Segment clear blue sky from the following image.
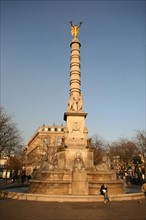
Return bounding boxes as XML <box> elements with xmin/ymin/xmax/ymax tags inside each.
<box><xmin>1</xmin><ymin>0</ymin><xmax>145</xmax><ymax>145</ymax></box>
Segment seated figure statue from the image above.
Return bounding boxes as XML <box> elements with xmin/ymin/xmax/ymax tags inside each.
<box><xmin>73</xmin><ymin>152</ymin><xmax>85</xmax><ymax>171</ymax></box>
<box><xmin>95</xmin><ymin>156</ymin><xmax>110</xmax><ymax>171</ymax></box>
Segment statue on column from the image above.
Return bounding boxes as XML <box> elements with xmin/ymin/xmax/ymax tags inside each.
<box><xmin>67</xmin><ymin>92</ymin><xmax>73</xmax><ymax>111</ymax></box>
<box><xmin>67</xmin><ymin>93</ymin><xmax>83</xmax><ymax>111</ymax></box>
<box><xmin>77</xmin><ymin>93</ymin><xmax>83</xmax><ymax>111</ymax></box>
<box><xmin>70</xmin><ymin>21</ymin><xmax>83</xmax><ymax>39</ymax></box>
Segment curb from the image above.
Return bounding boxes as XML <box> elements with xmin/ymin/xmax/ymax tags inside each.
<box><xmin>0</xmin><ymin>189</ymin><xmax>145</xmax><ymax>202</ymax></box>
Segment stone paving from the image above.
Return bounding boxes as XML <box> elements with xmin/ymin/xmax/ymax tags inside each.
<box><xmin>0</xmin><ymin>198</ymin><xmax>146</xmax><ymax>220</ymax></box>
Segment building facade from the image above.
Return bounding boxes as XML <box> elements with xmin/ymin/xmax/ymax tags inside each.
<box><xmin>25</xmin><ymin>124</ymin><xmax>65</xmax><ymax>175</ymax></box>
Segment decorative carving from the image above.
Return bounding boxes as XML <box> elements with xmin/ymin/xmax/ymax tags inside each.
<box><xmin>71</xmin><ymin>121</ymin><xmax>81</xmax><ymax>134</ymax></box>
<box><xmin>77</xmin><ymin>93</ymin><xmax>83</xmax><ymax>111</ymax></box>
<box><xmin>67</xmin><ymin>92</ymin><xmax>74</xmax><ymax>111</ymax></box>
<box><xmin>73</xmin><ymin>152</ymin><xmax>85</xmax><ymax>170</ymax></box>
<box><xmin>33</xmin><ymin>147</ymin><xmax>59</xmax><ymax>174</ymax></box>
<box><xmin>67</xmin><ymin>93</ymin><xmax>83</xmax><ymax>111</ymax></box>
<box><xmin>95</xmin><ymin>156</ymin><xmax>110</xmax><ymax>171</ymax></box>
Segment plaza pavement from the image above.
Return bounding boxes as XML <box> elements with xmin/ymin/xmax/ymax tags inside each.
<box><xmin>0</xmin><ymin>197</ymin><xmax>146</xmax><ymax>220</ymax></box>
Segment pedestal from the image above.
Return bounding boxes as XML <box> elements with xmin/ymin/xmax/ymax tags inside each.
<box><xmin>72</xmin><ymin>169</ymin><xmax>88</xmax><ymax>195</ymax></box>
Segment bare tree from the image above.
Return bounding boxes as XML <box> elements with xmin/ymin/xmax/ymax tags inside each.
<box><xmin>135</xmin><ymin>130</ymin><xmax>146</xmax><ymax>155</ymax></box>
<box><xmin>25</xmin><ymin>134</ymin><xmax>63</xmax><ymax>175</ymax></box>
<box><xmin>6</xmin><ymin>155</ymin><xmax>22</xmax><ymax>173</ymax></box>
<box><xmin>0</xmin><ymin>107</ymin><xmax>23</xmax><ymax>155</ymax></box>
<box><xmin>107</xmin><ymin>138</ymin><xmax>139</xmax><ymax>167</ymax></box>
<box><xmin>91</xmin><ymin>134</ymin><xmax>106</xmax><ymax>165</ymax></box>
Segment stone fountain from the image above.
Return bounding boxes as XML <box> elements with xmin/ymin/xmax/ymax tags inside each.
<box><xmin>29</xmin><ymin>22</ymin><xmax>124</xmax><ymax>195</ymax></box>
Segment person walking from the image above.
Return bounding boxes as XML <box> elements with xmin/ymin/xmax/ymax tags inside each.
<box><xmin>100</xmin><ymin>184</ymin><xmax>110</xmax><ymax>203</ymax></box>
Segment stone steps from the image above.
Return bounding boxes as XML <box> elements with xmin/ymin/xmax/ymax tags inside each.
<box><xmin>0</xmin><ymin>190</ymin><xmax>145</xmax><ymax>202</ymax></box>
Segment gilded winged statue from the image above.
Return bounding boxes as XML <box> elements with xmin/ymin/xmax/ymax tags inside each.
<box><xmin>69</xmin><ymin>21</ymin><xmax>83</xmax><ymax>38</ymax></box>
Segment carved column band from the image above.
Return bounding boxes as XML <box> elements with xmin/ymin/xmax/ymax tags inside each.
<box><xmin>70</xmin><ymin>41</ymin><xmax>81</xmax><ymax>97</ymax></box>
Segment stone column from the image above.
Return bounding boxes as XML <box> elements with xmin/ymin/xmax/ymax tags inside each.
<box><xmin>70</xmin><ymin>39</ymin><xmax>81</xmax><ymax>99</ymax></box>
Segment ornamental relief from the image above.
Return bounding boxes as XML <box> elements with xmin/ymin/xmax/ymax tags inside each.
<box><xmin>67</xmin><ymin>93</ymin><xmax>83</xmax><ymax>112</ymax></box>
<box><xmin>70</xmin><ymin>121</ymin><xmax>82</xmax><ymax>136</ymax></box>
